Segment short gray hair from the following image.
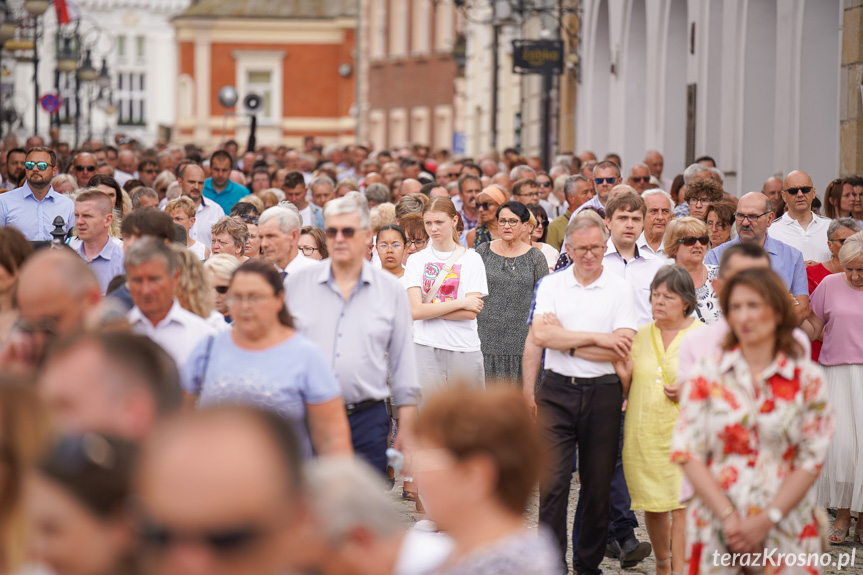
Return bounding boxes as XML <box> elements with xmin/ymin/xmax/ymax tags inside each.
<box><xmin>365</xmin><ymin>183</ymin><xmax>391</xmax><ymax>205</ymax></box>
<box><xmin>260</xmin><ymin>205</ymin><xmax>302</xmax><ymax>234</ymax></box>
<box><xmin>683</xmin><ymin>162</ymin><xmax>712</xmax><ymax>185</ymax></box>
<box><xmin>131</xmin><ymin>187</ymin><xmax>159</xmax><ymax>209</ymax></box>
<box><xmin>324</xmin><ymin>191</ymin><xmax>371</xmax><ymax>229</ymax></box>
<box><xmin>509</xmin><ymin>165</ymin><xmax>536</xmax><ymax>181</ymax></box>
<box><xmin>563</xmin><ymin>174</ymin><xmax>589</xmax><ymax>200</ymax></box>
<box><xmin>827</xmin><ymin>217</ymin><xmax>861</xmax><ymax>240</ymax></box>
<box><xmin>565</xmin><ymin>209</ymin><xmax>609</xmax><ymax>244</ymax></box>
<box><xmin>203</xmin><ymin>254</ymin><xmax>241</xmax><ymax>283</ymax></box>
<box><xmin>628</xmin><ymin>162</ymin><xmax>650</xmax><ymax>178</ymax></box>
<box><xmin>125</xmin><ymin>236</ymin><xmax>177</xmax><ymax>275</ymax></box>
<box><xmin>309</xmin><ymin>175</ymin><xmax>335</xmax><ymax>192</ymax></box>
<box><xmin>305</xmin><ymin>456</ymin><xmax>401</xmax><ymax>545</ymax></box>
<box><xmin>650</xmin><ymin>265</ymin><xmax>698</xmax><ymax>317</ymax></box>
<box><xmin>642</xmin><ymin>188</ymin><xmax>676</xmax><ymax>209</ymax></box>
<box><xmin>838</xmin><ymin>231</ymin><xmax>863</xmax><ymax>267</ymax></box>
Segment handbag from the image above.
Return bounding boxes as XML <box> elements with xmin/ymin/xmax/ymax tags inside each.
<box><xmin>422</xmin><ymin>246</ymin><xmax>466</xmax><ymax>304</ymax></box>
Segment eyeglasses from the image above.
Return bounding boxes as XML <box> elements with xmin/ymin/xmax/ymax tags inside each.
<box><xmin>537</xmin><ymin>181</ymin><xmax>552</xmax><ymax>188</ymax></box>
<box><xmin>24</xmin><ymin>161</ymin><xmax>52</xmax><ymax>170</ymax></box>
<box><xmin>239</xmin><ymin>216</ymin><xmax>259</xmax><ymax>225</ymax></box>
<box><xmin>325</xmin><ymin>227</ymin><xmax>358</xmax><ymax>239</ymax></box>
<box><xmin>689</xmin><ymin>196</ymin><xmax>710</xmax><ymax>205</ymax></box>
<box><xmin>630</xmin><ymin>176</ymin><xmax>650</xmax><ymax>183</ymax></box>
<box><xmin>405</xmin><ymin>239</ymin><xmax>427</xmax><ymax>248</ymax></box>
<box><xmin>226</xmin><ymin>294</ymin><xmax>272</xmax><ymax>307</ymax></box>
<box><xmin>784</xmin><ymin>186</ymin><xmax>813</xmax><ymax>196</ymax></box>
<box><xmin>498</xmin><ymin>218</ymin><xmax>521</xmax><ymax>228</ymax></box>
<box><xmin>299</xmin><ymin>246</ymin><xmax>320</xmax><ymax>256</ymax></box>
<box><xmin>568</xmin><ymin>245</ymin><xmax>605</xmax><ymax>257</ymax></box>
<box><xmin>214</xmin><ymin>285</ymin><xmax>229</xmax><ymax>295</ymax></box>
<box><xmin>706</xmin><ymin>220</ymin><xmax>728</xmax><ymax>230</ymax></box>
<box><xmin>595</xmin><ymin>177</ymin><xmax>616</xmax><ymax>185</ymax></box>
<box><xmin>830</xmin><ymin>238</ymin><xmax>849</xmax><ymax>245</ymax></box>
<box><xmin>376</xmin><ymin>242</ymin><xmax>402</xmax><ymax>251</ymax></box>
<box><xmin>478</xmin><ymin>202</ymin><xmax>498</xmax><ymax>211</ymax></box>
<box><xmin>734</xmin><ymin>212</ymin><xmax>770</xmax><ymax>222</ymax></box>
<box><xmin>137</xmin><ymin>520</ymin><xmax>269</xmax><ymax>555</ymax></box>
<box><xmin>677</xmin><ymin>235</ymin><xmax>710</xmax><ymax>246</ymax></box>
<box><xmin>74</xmin><ymin>165</ymin><xmax>96</xmax><ymax>172</ymax></box>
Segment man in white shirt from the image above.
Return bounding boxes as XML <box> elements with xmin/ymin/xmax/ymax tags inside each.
<box><xmin>113</xmin><ymin>150</ymin><xmax>138</xmax><ymax>187</ymax></box>
<box><xmin>603</xmin><ymin>189</ymin><xmax>668</xmax><ymax>326</ymax></box>
<box><xmin>528</xmin><ymin>213</ymin><xmax>640</xmax><ymax>574</ymax></box>
<box><xmin>570</xmin><ymin>160</ymin><xmax>622</xmax><ymax>220</ymax></box>
<box><xmin>258</xmin><ymin>205</ymin><xmax>317</xmax><ymax>283</ymax></box>
<box><xmin>125</xmin><ymin>237</ymin><xmax>216</xmax><ymax>367</ymax></box>
<box><xmin>637</xmin><ymin>189</ymin><xmax>675</xmax><ymax>257</ymax></box>
<box><xmin>766</xmin><ymin>170</ymin><xmax>831</xmax><ymax>262</ymax></box>
<box><xmin>180</xmin><ymin>163</ymin><xmax>224</xmax><ymax>252</ymax></box>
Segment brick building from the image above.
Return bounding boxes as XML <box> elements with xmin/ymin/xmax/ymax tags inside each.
<box><xmin>358</xmin><ymin>0</ymin><xmax>465</xmax><ymax>152</ymax></box>
<box><xmin>172</xmin><ymin>0</ymin><xmax>357</xmax><ymax>148</ymax></box>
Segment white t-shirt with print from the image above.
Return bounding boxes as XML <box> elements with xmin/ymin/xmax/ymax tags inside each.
<box><xmin>405</xmin><ymin>245</ymin><xmax>489</xmax><ymax>352</ymax></box>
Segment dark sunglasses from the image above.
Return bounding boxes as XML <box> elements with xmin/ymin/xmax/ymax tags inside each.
<box><xmin>214</xmin><ymin>285</ymin><xmax>229</xmax><ymax>294</ymax></box>
<box><xmin>831</xmin><ymin>238</ymin><xmax>849</xmax><ymax>245</ymax></box>
<box><xmin>785</xmin><ymin>186</ymin><xmax>813</xmax><ymax>196</ymax></box>
<box><xmin>325</xmin><ymin>227</ymin><xmax>357</xmax><ymax>239</ymax></box>
<box><xmin>677</xmin><ymin>235</ymin><xmax>710</xmax><ymax>247</ymax></box>
<box><xmin>25</xmin><ymin>161</ymin><xmax>52</xmax><ymax>170</ymax></box>
<box><xmin>537</xmin><ymin>181</ymin><xmax>552</xmax><ymax>188</ymax></box>
<box><xmin>138</xmin><ymin>521</ymin><xmax>265</xmax><ymax>555</ymax></box>
<box><xmin>479</xmin><ymin>202</ymin><xmax>497</xmax><ymax>210</ymax></box>
<box><xmin>630</xmin><ymin>176</ymin><xmax>650</xmax><ymax>183</ymax></box>
<box><xmin>595</xmin><ymin>177</ymin><xmax>616</xmax><ymax>185</ymax></box>
<box><xmin>75</xmin><ymin>165</ymin><xmax>96</xmax><ymax>172</ymax></box>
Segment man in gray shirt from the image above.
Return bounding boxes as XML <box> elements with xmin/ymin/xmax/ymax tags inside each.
<box><xmin>285</xmin><ymin>192</ymin><xmax>419</xmax><ymax>472</ymax></box>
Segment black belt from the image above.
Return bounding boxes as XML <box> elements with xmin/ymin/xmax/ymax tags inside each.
<box><xmin>345</xmin><ymin>399</ymin><xmax>384</xmax><ymax>416</ymax></box>
<box><xmin>545</xmin><ymin>372</ymin><xmax>620</xmax><ymax>386</ymax></box>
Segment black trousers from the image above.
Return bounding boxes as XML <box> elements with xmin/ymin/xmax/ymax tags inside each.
<box><xmin>538</xmin><ymin>371</ymin><xmax>622</xmax><ymax>575</ymax></box>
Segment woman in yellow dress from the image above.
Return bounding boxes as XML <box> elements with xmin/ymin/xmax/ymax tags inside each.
<box><xmin>621</xmin><ymin>265</ymin><xmax>703</xmax><ymax>575</ymax></box>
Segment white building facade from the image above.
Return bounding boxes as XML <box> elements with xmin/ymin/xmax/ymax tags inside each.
<box><xmin>11</xmin><ymin>0</ymin><xmax>189</xmax><ymax>146</ymax></box>
<box><xmin>576</xmin><ymin>0</ymin><xmax>844</xmax><ymax>196</ymax></box>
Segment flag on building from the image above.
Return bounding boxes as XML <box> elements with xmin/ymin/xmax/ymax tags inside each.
<box><xmin>54</xmin><ymin>0</ymin><xmax>81</xmax><ymax>25</ymax></box>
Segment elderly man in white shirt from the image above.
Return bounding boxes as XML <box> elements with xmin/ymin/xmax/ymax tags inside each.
<box><xmin>636</xmin><ymin>189</ymin><xmax>674</xmax><ymax>257</ymax></box>
<box><xmin>766</xmin><ymin>170</ymin><xmax>831</xmax><ymax>262</ymax></box>
<box><xmin>125</xmin><ymin>237</ymin><xmax>216</xmax><ymax>367</ymax></box>
<box><xmin>258</xmin><ymin>204</ymin><xmax>317</xmax><ymax>284</ymax></box>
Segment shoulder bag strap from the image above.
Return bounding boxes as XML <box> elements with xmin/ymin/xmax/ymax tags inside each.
<box><xmin>422</xmin><ymin>246</ymin><xmax>466</xmax><ymax>304</ymax></box>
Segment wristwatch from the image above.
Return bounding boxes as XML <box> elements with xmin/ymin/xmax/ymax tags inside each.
<box><xmin>569</xmin><ymin>347</ymin><xmax>577</xmax><ymax>356</ymax></box>
<box><xmin>766</xmin><ymin>507</ymin><xmax>783</xmax><ymax>525</ymax></box>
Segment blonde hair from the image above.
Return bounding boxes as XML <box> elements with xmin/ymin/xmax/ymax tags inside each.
<box><xmin>370</xmin><ymin>202</ymin><xmax>397</xmax><ymax>234</ymax></box>
<box><xmin>165</xmin><ymin>196</ymin><xmax>197</xmax><ymax>219</ymax></box>
<box><xmin>238</xmin><ymin>194</ymin><xmax>265</xmax><ymax>214</ymax></box>
<box><xmin>839</xmin><ymin>231</ymin><xmax>863</xmax><ymax>267</ymax></box>
<box><xmin>170</xmin><ymin>245</ymin><xmax>213</xmax><ymax>318</ymax></box>
<box><xmin>422</xmin><ymin>196</ymin><xmax>463</xmax><ymax>243</ymax></box>
<box><xmin>664</xmin><ymin>217</ymin><xmax>709</xmax><ymax>260</ymax></box>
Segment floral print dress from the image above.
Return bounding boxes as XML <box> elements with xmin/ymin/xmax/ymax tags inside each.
<box><xmin>670</xmin><ymin>349</ymin><xmax>833</xmax><ymax>574</ymax></box>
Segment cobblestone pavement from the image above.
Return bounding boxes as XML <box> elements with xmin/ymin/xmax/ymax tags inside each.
<box><xmin>388</xmin><ymin>477</ymin><xmax>863</xmax><ymax>574</ymax></box>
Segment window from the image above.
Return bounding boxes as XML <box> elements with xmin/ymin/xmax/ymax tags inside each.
<box><xmin>435</xmin><ymin>0</ymin><xmax>455</xmax><ymax>51</ymax></box>
<box><xmin>247</xmin><ymin>71</ymin><xmax>273</xmax><ymax>118</ymax></box>
<box><xmin>389</xmin><ymin>108</ymin><xmax>407</xmax><ymax>146</ymax></box>
<box><xmin>389</xmin><ymin>0</ymin><xmax>407</xmax><ymax>57</ymax></box>
<box><xmin>411</xmin><ymin>106</ymin><xmax>430</xmax><ymax>144</ymax></box>
<box><xmin>232</xmin><ymin>51</ymin><xmax>284</xmax><ymax>124</ymax></box>
<box><xmin>136</xmin><ymin>36</ymin><xmax>145</xmax><ymax>61</ymax></box>
<box><xmin>412</xmin><ymin>0</ymin><xmax>430</xmax><ymax>55</ymax></box>
<box><xmin>370</xmin><ymin>0</ymin><xmax>386</xmax><ymax>60</ymax></box>
<box><xmin>117</xmin><ymin>36</ymin><xmax>126</xmax><ymax>60</ymax></box>
<box><xmin>117</xmin><ymin>72</ymin><xmax>146</xmax><ymax>125</ymax></box>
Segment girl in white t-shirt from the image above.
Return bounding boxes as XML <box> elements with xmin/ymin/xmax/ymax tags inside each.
<box><xmin>165</xmin><ymin>196</ymin><xmax>210</xmax><ymax>261</ymax></box>
<box><xmin>405</xmin><ymin>197</ymin><xmax>489</xmax><ymax>395</ymax></box>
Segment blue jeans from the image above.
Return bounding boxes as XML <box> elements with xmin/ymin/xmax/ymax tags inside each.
<box><xmin>572</xmin><ymin>410</ymin><xmax>639</xmax><ymax>548</ymax></box>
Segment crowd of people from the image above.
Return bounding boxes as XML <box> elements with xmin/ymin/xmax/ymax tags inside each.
<box><xmin>0</xmin><ymin>132</ymin><xmax>860</xmax><ymax>575</ymax></box>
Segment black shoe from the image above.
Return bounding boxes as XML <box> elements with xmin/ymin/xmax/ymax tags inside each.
<box><xmin>604</xmin><ymin>540</ymin><xmax>621</xmax><ymax>559</ymax></box>
<box><xmin>618</xmin><ymin>535</ymin><xmax>652</xmax><ymax>568</ymax></box>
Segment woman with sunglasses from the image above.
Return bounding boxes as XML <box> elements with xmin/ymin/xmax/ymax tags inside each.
<box><xmin>376</xmin><ymin>224</ymin><xmax>407</xmax><ymax>283</ymax></box>
<box><xmin>476</xmin><ymin>202</ymin><xmax>548</xmax><ymax>386</ymax></box>
<box><xmin>406</xmin><ymin>197</ymin><xmax>488</xmax><ymax>391</ymax></box>
<box><xmin>399</xmin><ymin>213</ymin><xmax>429</xmax><ymax>265</ymax></box>
<box><xmin>26</xmin><ymin>433</ymin><xmax>140</xmax><ymax>575</ymax></box>
<box><xmin>465</xmin><ymin>186</ymin><xmax>507</xmax><ymax>248</ymax></box>
<box><xmin>182</xmin><ymin>260</ymin><xmax>352</xmax><ymax>459</ymax></box>
<box><xmin>664</xmin><ymin>217</ymin><xmax>720</xmax><ymax>323</ymax></box>
<box><xmin>527</xmin><ymin>204</ymin><xmax>559</xmax><ymax>272</ymax></box>
<box><xmin>203</xmin><ymin>255</ymin><xmax>240</xmax><ymax>324</ymax></box>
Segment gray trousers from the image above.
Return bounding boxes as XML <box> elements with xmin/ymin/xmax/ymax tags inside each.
<box><xmin>414</xmin><ymin>343</ymin><xmax>485</xmax><ymax>405</ymax></box>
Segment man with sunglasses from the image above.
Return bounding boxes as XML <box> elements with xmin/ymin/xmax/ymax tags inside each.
<box><xmin>626</xmin><ymin>163</ymin><xmax>652</xmax><ymax>195</ymax></box>
<box><xmin>705</xmin><ymin>192</ymin><xmax>809</xmax><ymax>321</ymax></box>
<box><xmin>569</xmin><ymin>160</ymin><xmax>621</xmax><ymax>220</ymax></box>
<box><xmin>0</xmin><ymin>146</ymin><xmax>74</xmax><ymax>241</ymax></box>
<box><xmin>766</xmin><ymin>170</ymin><xmax>831</xmax><ymax>262</ymax></box>
<box><xmin>134</xmin><ymin>406</ymin><xmax>312</xmax><ymax>575</ymax></box>
<box><xmin>71</xmin><ymin>152</ymin><xmax>97</xmax><ymax>188</ymax></box>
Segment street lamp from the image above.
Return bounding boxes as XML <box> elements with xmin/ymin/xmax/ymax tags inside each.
<box><xmin>97</xmin><ymin>58</ymin><xmax>110</xmax><ymax>88</ymax></box>
<box><xmin>24</xmin><ymin>1</ymin><xmax>49</xmax><ymax>16</ymax></box>
<box><xmin>56</xmin><ymin>37</ymin><xmax>77</xmax><ymax>73</ymax></box>
<box><xmin>78</xmin><ymin>49</ymin><xmax>97</xmax><ymax>82</ymax></box>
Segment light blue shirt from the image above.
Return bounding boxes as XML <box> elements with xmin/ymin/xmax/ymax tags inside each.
<box><xmin>203</xmin><ymin>178</ymin><xmax>248</xmax><ymax>213</ymax></box>
<box><xmin>0</xmin><ymin>183</ymin><xmax>75</xmax><ymax>241</ymax></box>
<box><xmin>704</xmin><ymin>235</ymin><xmax>808</xmax><ymax>296</ymax></box>
<box><xmin>182</xmin><ymin>330</ymin><xmax>341</xmax><ymax>459</ymax></box>
<box><xmin>74</xmin><ymin>238</ymin><xmax>125</xmax><ymax>295</ymax></box>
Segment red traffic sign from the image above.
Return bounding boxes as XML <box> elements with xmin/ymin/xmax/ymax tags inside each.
<box><xmin>40</xmin><ymin>93</ymin><xmax>62</xmax><ymax>114</ymax></box>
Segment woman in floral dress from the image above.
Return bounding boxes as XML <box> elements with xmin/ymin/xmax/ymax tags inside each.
<box><xmin>671</xmin><ymin>268</ymin><xmax>833</xmax><ymax>574</ymax></box>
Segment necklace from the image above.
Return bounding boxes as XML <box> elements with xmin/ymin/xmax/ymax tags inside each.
<box><xmin>431</xmin><ymin>245</ymin><xmax>453</xmax><ymax>259</ymax></box>
<box><xmin>825</xmin><ymin>259</ymin><xmax>838</xmax><ymax>273</ymax></box>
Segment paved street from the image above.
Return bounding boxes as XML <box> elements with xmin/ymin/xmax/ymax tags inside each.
<box><xmin>389</xmin><ymin>478</ymin><xmax>862</xmax><ymax>574</ymax></box>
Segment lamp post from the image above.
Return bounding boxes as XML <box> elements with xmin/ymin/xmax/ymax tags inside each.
<box><xmin>24</xmin><ymin>0</ymin><xmax>49</xmax><ymax>134</ymax></box>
